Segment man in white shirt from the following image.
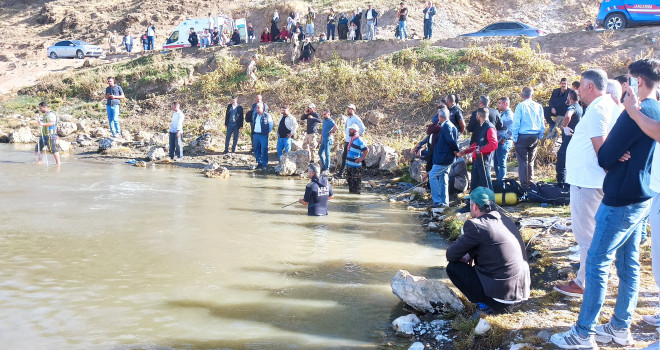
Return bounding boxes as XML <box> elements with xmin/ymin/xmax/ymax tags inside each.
<box><xmin>554</xmin><ymin>69</ymin><xmax>620</xmax><ymax>298</ymax></box>
<box><xmin>336</xmin><ymin>104</ymin><xmax>366</xmax><ymax>177</ymax></box>
<box><xmin>208</xmin><ymin>13</ymin><xmax>214</xmax><ymax>31</ymax></box>
<box><xmin>146</xmin><ymin>23</ymin><xmax>155</xmax><ymax>50</ymax></box>
<box><xmin>169</xmin><ymin>101</ymin><xmax>185</xmax><ymax>161</ymax></box>
<box><xmin>364</xmin><ymin>4</ymin><xmax>378</xmax><ymax>40</ymax></box>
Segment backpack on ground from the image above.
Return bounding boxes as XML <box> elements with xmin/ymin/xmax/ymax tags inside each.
<box><xmin>526</xmin><ymin>182</ymin><xmax>570</xmax><ymax>206</ymax></box>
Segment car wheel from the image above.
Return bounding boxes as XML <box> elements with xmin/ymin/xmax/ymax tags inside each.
<box><xmin>49</xmin><ymin>52</ymin><xmax>58</xmax><ymax>59</ymax></box>
<box><xmin>605</xmin><ymin>13</ymin><xmax>626</xmax><ymax>30</ymax></box>
<box><xmin>76</xmin><ymin>50</ymin><xmax>84</xmax><ymax>59</ymax></box>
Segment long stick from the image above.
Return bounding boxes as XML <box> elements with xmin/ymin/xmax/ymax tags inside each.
<box><xmin>281</xmin><ymin>201</ymin><xmax>298</xmax><ymax>208</ymax></box>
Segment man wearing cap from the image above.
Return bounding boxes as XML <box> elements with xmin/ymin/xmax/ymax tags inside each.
<box><xmin>446</xmin><ymin>186</ymin><xmax>530</xmax><ymax>314</ymax></box>
<box><xmin>299</xmin><ymin>163</ymin><xmax>335</xmax><ymax>216</ymax></box>
<box><xmin>301</xmin><ymin>103</ymin><xmax>322</xmax><ymax>162</ymax></box>
<box><xmin>337</xmin><ymin>104</ymin><xmax>366</xmax><ymax>177</ymax></box>
<box><xmin>345</xmin><ymin>124</ymin><xmax>370</xmax><ymax>194</ymax></box>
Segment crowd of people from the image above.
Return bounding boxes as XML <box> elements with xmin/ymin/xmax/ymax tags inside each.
<box><xmin>108</xmin><ymin>23</ymin><xmax>157</xmax><ymax>54</ymax></box>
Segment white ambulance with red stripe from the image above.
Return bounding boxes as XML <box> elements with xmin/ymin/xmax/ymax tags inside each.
<box><xmin>163</xmin><ymin>16</ymin><xmax>236</xmax><ymax>50</ymax></box>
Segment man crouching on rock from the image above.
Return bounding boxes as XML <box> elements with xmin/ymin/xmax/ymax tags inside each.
<box><xmin>299</xmin><ymin>163</ymin><xmax>334</xmax><ymax>216</ymax></box>
<box><xmin>445</xmin><ymin>187</ymin><xmax>530</xmax><ymax>314</ymax></box>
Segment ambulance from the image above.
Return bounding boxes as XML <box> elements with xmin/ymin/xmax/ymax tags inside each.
<box><xmin>162</xmin><ymin>16</ymin><xmax>246</xmax><ymax>49</ymax></box>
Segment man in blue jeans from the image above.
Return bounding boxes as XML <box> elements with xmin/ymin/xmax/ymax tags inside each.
<box><xmin>318</xmin><ymin>109</ymin><xmax>338</xmax><ymax>174</ymax></box>
<box><xmin>494</xmin><ymin>96</ymin><xmax>513</xmax><ymax>186</ymax></box>
<box><xmin>422</xmin><ymin>1</ymin><xmax>436</xmax><ymax>39</ymax></box>
<box><xmin>428</xmin><ymin>106</ymin><xmax>459</xmax><ymax>207</ymax></box>
<box><xmin>551</xmin><ymin>58</ymin><xmax>660</xmax><ymax>349</ymax></box>
<box><xmin>396</xmin><ymin>2</ymin><xmax>408</xmax><ymax>39</ymax></box>
<box><xmin>276</xmin><ymin>105</ymin><xmax>298</xmax><ymax>161</ymax></box>
<box><xmin>104</xmin><ymin>77</ymin><xmax>125</xmax><ymax>138</ymax></box>
<box><xmin>252</xmin><ymin>103</ymin><xmax>273</xmax><ymax>170</ymax></box>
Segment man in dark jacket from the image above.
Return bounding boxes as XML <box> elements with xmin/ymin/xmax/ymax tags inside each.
<box><xmin>224</xmin><ymin>96</ymin><xmax>244</xmax><ymax>154</ymax></box>
<box><xmin>445</xmin><ymin>94</ymin><xmax>466</xmax><ymax>133</ymax></box>
<box><xmin>188</xmin><ymin>28</ymin><xmax>199</xmax><ymax>48</ymax></box>
<box><xmin>544</xmin><ymin>78</ymin><xmax>570</xmax><ymax>129</ymax></box>
<box><xmin>467</xmin><ymin>95</ymin><xmax>502</xmax><ymax>144</ymax></box>
<box><xmin>427</xmin><ymin>105</ymin><xmax>459</xmax><ymax>207</ymax></box>
<box><xmin>446</xmin><ymin>186</ymin><xmax>530</xmax><ymax>314</ymax></box>
<box><xmin>299</xmin><ymin>163</ymin><xmax>334</xmax><ymax>216</ymax></box>
<box><xmin>460</xmin><ymin>107</ymin><xmax>499</xmax><ymax>191</ymax></box>
<box><xmin>338</xmin><ymin>13</ymin><xmax>349</xmax><ymax>40</ymax></box>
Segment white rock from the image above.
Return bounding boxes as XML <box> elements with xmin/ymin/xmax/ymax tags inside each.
<box><xmin>365</xmin><ymin>143</ymin><xmax>384</xmax><ymax>168</ymax></box>
<box><xmin>147</xmin><ymin>146</ymin><xmax>166</xmax><ymax>161</ymax></box>
<box><xmin>408</xmin><ymin>342</ymin><xmax>425</xmax><ymax>350</ymax></box>
<box><xmin>76</xmin><ymin>121</ymin><xmax>87</xmax><ymax>132</ymax></box>
<box><xmin>428</xmin><ymin>222</ymin><xmax>441</xmax><ymax>231</ymax></box>
<box><xmin>135</xmin><ymin>130</ymin><xmax>152</xmax><ymax>142</ymax></box>
<box><xmin>276</xmin><ymin>150</ymin><xmax>311</xmax><ymax>176</ymax></box>
<box><xmin>291</xmin><ymin>138</ymin><xmax>304</xmax><ymax>151</ymax></box>
<box><xmin>57</xmin><ymin>121</ymin><xmax>77</xmax><ymax>137</ymax></box>
<box><xmin>365</xmin><ymin>110</ymin><xmax>386</xmax><ymax>126</ymax></box>
<box><xmin>9</xmin><ymin>127</ymin><xmax>35</xmax><ymax>143</ymax></box>
<box><xmin>98</xmin><ymin>137</ymin><xmax>116</xmax><ymax>151</ymax></box>
<box><xmin>379</xmin><ymin>145</ymin><xmax>399</xmax><ymax>172</ymax></box>
<box><xmin>391</xmin><ymin>270</ymin><xmax>464</xmax><ymax>313</ymax></box>
<box><xmin>391</xmin><ymin>314</ymin><xmax>420</xmax><ymax>336</ymax></box>
<box><xmin>509</xmin><ymin>343</ymin><xmax>531</xmax><ymax>350</ymax></box>
<box><xmin>203</xmin><ymin>162</ymin><xmax>221</xmax><ymax>171</ymax></box>
<box><xmin>412</xmin><ymin>187</ymin><xmax>427</xmax><ymax>195</ymax></box>
<box><xmin>150</xmin><ymin>132</ymin><xmax>169</xmax><ymax>146</ymax></box>
<box><xmin>55</xmin><ymin>139</ymin><xmax>71</xmax><ymax>152</ymax></box>
<box><xmin>58</xmin><ymin>114</ymin><xmax>73</xmax><ymax>122</ymax></box>
<box><xmin>410</xmin><ymin>159</ymin><xmax>427</xmax><ymax>183</ymax></box>
<box><xmin>474</xmin><ymin>319</ymin><xmax>491</xmax><ymax>335</ymax></box>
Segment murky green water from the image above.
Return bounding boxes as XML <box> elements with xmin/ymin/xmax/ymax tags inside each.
<box><xmin>0</xmin><ymin>144</ymin><xmax>447</xmax><ymax>349</ymax></box>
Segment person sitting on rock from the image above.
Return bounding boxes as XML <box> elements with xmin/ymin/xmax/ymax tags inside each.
<box><xmin>188</xmin><ymin>27</ymin><xmax>199</xmax><ymax>48</ymax></box>
<box><xmin>299</xmin><ymin>163</ymin><xmax>334</xmax><ymax>216</ymax></box>
<box><xmin>445</xmin><ymin>187</ymin><xmax>530</xmax><ymax>314</ymax></box>
<box><xmin>260</xmin><ymin>28</ymin><xmax>272</xmax><ymax>42</ymax></box>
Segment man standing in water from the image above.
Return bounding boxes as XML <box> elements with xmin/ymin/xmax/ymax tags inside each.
<box><xmin>105</xmin><ymin>77</ymin><xmax>125</xmax><ymax>138</ymax></box>
<box><xmin>169</xmin><ymin>101</ymin><xmax>185</xmax><ymax>161</ymax></box>
<box><xmin>299</xmin><ymin>163</ymin><xmax>334</xmax><ymax>216</ymax></box>
<box><xmin>345</xmin><ymin>124</ymin><xmax>369</xmax><ymax>194</ymax></box>
<box><xmin>35</xmin><ymin>101</ymin><xmax>60</xmax><ymax>166</ymax></box>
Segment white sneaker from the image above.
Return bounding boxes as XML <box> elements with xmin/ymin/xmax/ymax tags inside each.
<box><xmin>643</xmin><ymin>314</ymin><xmax>660</xmax><ymax>326</ymax></box>
<box><xmin>569</xmin><ymin>245</ymin><xmax>580</xmax><ymax>253</ymax></box>
<box><xmin>568</xmin><ymin>252</ymin><xmax>581</xmax><ymax>262</ymax></box>
<box><xmin>550</xmin><ymin>325</ymin><xmax>598</xmax><ymax>349</ymax></box>
<box><xmin>594</xmin><ymin>321</ymin><xmax>635</xmax><ymax>346</ymax></box>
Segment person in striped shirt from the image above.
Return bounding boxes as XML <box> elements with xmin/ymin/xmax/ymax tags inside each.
<box><xmin>345</xmin><ymin>124</ymin><xmax>370</xmax><ymax>194</ymax></box>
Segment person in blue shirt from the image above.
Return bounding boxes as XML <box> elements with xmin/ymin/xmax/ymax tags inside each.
<box><xmin>105</xmin><ymin>77</ymin><xmax>125</xmax><ymax>138</ymax></box>
<box><xmin>511</xmin><ymin>86</ymin><xmax>545</xmax><ymax>187</ymax></box>
<box><xmin>422</xmin><ymin>1</ymin><xmax>436</xmax><ymax>39</ymax></box>
<box><xmin>299</xmin><ymin>163</ymin><xmax>334</xmax><ymax>216</ymax></box>
<box><xmin>551</xmin><ymin>58</ymin><xmax>660</xmax><ymax>350</ymax></box>
<box><xmin>318</xmin><ymin>109</ymin><xmax>338</xmax><ymax>174</ymax></box>
<box><xmin>345</xmin><ymin>124</ymin><xmax>370</xmax><ymax>194</ymax></box>
<box><xmin>251</xmin><ymin>103</ymin><xmax>274</xmax><ymax>170</ymax></box>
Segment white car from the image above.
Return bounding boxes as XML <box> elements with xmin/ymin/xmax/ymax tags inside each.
<box><xmin>47</xmin><ymin>40</ymin><xmax>104</xmax><ymax>59</ymax></box>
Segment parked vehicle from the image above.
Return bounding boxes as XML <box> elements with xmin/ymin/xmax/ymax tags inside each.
<box><xmin>163</xmin><ymin>16</ymin><xmax>245</xmax><ymax>50</ymax></box>
<box><xmin>47</xmin><ymin>40</ymin><xmax>103</xmax><ymax>59</ymax></box>
<box><xmin>460</xmin><ymin>22</ymin><xmax>546</xmax><ymax>37</ymax></box>
<box><xmin>596</xmin><ymin>0</ymin><xmax>660</xmax><ymax>30</ymax></box>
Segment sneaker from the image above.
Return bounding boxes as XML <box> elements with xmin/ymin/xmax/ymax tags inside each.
<box><xmin>643</xmin><ymin>314</ymin><xmax>660</xmax><ymax>326</ymax></box>
<box><xmin>568</xmin><ymin>252</ymin><xmax>581</xmax><ymax>262</ymax></box>
<box><xmin>594</xmin><ymin>321</ymin><xmax>634</xmax><ymax>346</ymax></box>
<box><xmin>569</xmin><ymin>245</ymin><xmax>580</xmax><ymax>253</ymax></box>
<box><xmin>550</xmin><ymin>325</ymin><xmax>597</xmax><ymax>349</ymax></box>
<box><xmin>554</xmin><ymin>280</ymin><xmax>584</xmax><ymax>298</ymax></box>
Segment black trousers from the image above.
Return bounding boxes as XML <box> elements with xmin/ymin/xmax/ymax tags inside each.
<box><xmin>347</xmin><ymin>166</ymin><xmax>362</xmax><ymax>194</ymax></box>
<box><xmin>446</xmin><ymin>261</ymin><xmax>508</xmax><ymax>312</ymax></box>
<box><xmin>225</xmin><ymin>123</ymin><xmax>240</xmax><ymax>153</ymax></box>
<box><xmin>555</xmin><ymin>134</ymin><xmax>571</xmax><ymax>184</ymax></box>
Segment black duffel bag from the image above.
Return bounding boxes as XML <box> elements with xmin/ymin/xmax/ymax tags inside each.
<box><xmin>526</xmin><ymin>182</ymin><xmax>570</xmax><ymax>205</ymax></box>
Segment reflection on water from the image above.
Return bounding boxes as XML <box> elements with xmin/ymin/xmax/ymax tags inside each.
<box><xmin>0</xmin><ymin>144</ymin><xmax>447</xmax><ymax>349</ymax></box>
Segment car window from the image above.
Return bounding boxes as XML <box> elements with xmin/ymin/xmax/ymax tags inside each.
<box><xmin>501</xmin><ymin>23</ymin><xmax>524</xmax><ymax>29</ymax></box>
<box><xmin>72</xmin><ymin>41</ymin><xmax>89</xmax><ymax>45</ymax></box>
<box><xmin>484</xmin><ymin>23</ymin><xmax>507</xmax><ymax>31</ymax></box>
<box><xmin>55</xmin><ymin>41</ymin><xmax>68</xmax><ymax>46</ymax></box>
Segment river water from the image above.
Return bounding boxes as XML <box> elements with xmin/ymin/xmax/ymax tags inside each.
<box><xmin>0</xmin><ymin>144</ymin><xmax>447</xmax><ymax>350</ymax></box>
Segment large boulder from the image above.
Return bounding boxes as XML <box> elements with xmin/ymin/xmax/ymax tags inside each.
<box><xmin>291</xmin><ymin>138</ymin><xmax>304</xmax><ymax>151</ymax></box>
<box><xmin>391</xmin><ymin>270</ymin><xmax>464</xmax><ymax>313</ymax></box>
<box><xmin>365</xmin><ymin>143</ymin><xmax>384</xmax><ymax>168</ymax></box>
<box><xmin>379</xmin><ymin>145</ymin><xmax>399</xmax><ymax>172</ymax></box>
<box><xmin>98</xmin><ymin>137</ymin><xmax>117</xmax><ymax>151</ymax></box>
<box><xmin>150</xmin><ymin>132</ymin><xmax>169</xmax><ymax>146</ymax></box>
<box><xmin>276</xmin><ymin>150</ymin><xmax>311</xmax><ymax>176</ymax></box>
<box><xmin>57</xmin><ymin>122</ymin><xmax>77</xmax><ymax>137</ymax></box>
<box><xmin>410</xmin><ymin>159</ymin><xmax>427</xmax><ymax>183</ymax></box>
<box><xmin>56</xmin><ymin>139</ymin><xmax>71</xmax><ymax>153</ymax></box>
<box><xmin>9</xmin><ymin>127</ymin><xmax>35</xmax><ymax>143</ymax></box>
<box><xmin>147</xmin><ymin>146</ymin><xmax>166</xmax><ymax>161</ymax></box>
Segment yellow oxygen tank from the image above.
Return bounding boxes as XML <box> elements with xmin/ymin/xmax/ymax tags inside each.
<box><xmin>495</xmin><ymin>192</ymin><xmax>518</xmax><ymax>206</ymax></box>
